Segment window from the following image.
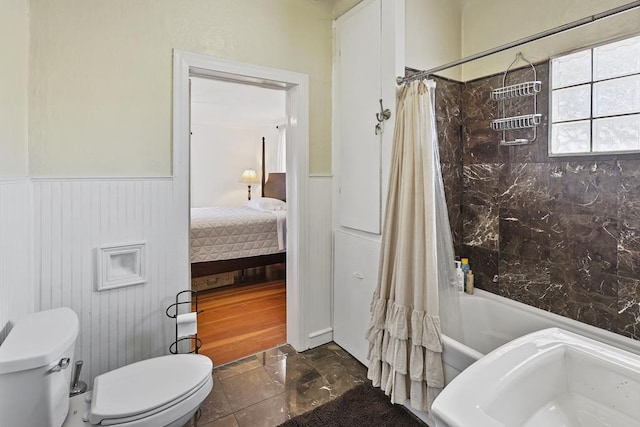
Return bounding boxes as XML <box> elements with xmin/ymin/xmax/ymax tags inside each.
<box><xmin>550</xmin><ymin>34</ymin><xmax>640</xmax><ymax>155</ymax></box>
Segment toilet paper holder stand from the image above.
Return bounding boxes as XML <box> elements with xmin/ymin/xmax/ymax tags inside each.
<box><xmin>166</xmin><ymin>290</ymin><xmax>203</xmax><ymax>355</ymax></box>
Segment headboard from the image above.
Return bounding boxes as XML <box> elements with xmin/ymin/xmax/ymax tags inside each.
<box><xmin>263</xmin><ymin>173</ymin><xmax>286</xmax><ymax>202</ymax></box>
<box><xmin>260</xmin><ymin>136</ymin><xmax>286</xmax><ymax>201</ymax></box>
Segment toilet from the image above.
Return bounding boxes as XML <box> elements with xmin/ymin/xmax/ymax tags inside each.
<box><xmin>0</xmin><ymin>307</ymin><xmax>213</xmax><ymax>427</ymax></box>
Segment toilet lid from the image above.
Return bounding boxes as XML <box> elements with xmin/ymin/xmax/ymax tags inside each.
<box><xmin>90</xmin><ymin>354</ymin><xmax>212</xmax><ymax>424</ymax></box>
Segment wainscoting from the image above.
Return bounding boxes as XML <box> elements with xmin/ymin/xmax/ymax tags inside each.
<box><xmin>1</xmin><ymin>175</ymin><xmax>333</xmax><ymax>384</ymax></box>
<box><xmin>307</xmin><ymin>176</ymin><xmax>334</xmax><ymax>347</ymax></box>
<box><xmin>0</xmin><ymin>178</ymin><xmax>31</xmax><ymax>342</ymax></box>
<box><xmin>31</xmin><ymin>178</ymin><xmax>187</xmax><ymax>383</ymax></box>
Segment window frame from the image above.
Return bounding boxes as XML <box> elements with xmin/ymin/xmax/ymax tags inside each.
<box><xmin>548</xmin><ymin>33</ymin><xmax>640</xmax><ymax>157</ymax></box>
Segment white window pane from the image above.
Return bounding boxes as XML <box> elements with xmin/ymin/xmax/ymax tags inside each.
<box><xmin>594</xmin><ymin>34</ymin><xmax>640</xmax><ymax>80</ymax></box>
<box><xmin>552</xmin><ymin>85</ymin><xmax>591</xmax><ymax>122</ymax></box>
<box><xmin>593</xmin><ymin>114</ymin><xmax>640</xmax><ymax>152</ymax></box>
<box><xmin>593</xmin><ymin>75</ymin><xmax>640</xmax><ymax>117</ymax></box>
<box><xmin>552</xmin><ymin>50</ymin><xmax>592</xmax><ymax>89</ymax></box>
<box><xmin>551</xmin><ymin>121</ymin><xmax>591</xmax><ymax>154</ymax></box>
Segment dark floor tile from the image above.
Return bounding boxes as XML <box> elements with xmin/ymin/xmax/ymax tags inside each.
<box><xmin>207</xmin><ymin>343</ymin><xmax>374</xmax><ymax>423</ymax></box>
<box><xmin>199</xmin><ymin>414</ymin><xmax>239</xmax><ymax>427</ymax></box>
<box><xmin>274</xmin><ymin>344</ymin><xmax>298</xmax><ymax>357</ymax></box>
<box><xmin>285</xmin><ymin>373</ymin><xmax>335</xmax><ymax>416</ymax></box>
<box><xmin>264</xmin><ymin>355</ymin><xmax>321</xmax><ymax>388</ymax></box>
<box><xmin>216</xmin><ymin>356</ymin><xmax>262</xmax><ymax>380</ymax></box>
<box><xmin>196</xmin><ymin>375</ymin><xmax>233</xmax><ymax>424</ymax></box>
<box><xmin>220</xmin><ymin>367</ymin><xmax>285</xmax><ymax>412</ymax></box>
<box><xmin>234</xmin><ymin>394</ymin><xmax>292</xmax><ymax>427</ymax></box>
<box><xmin>254</xmin><ymin>347</ymin><xmax>288</xmax><ymax>368</ymax></box>
<box><xmin>318</xmin><ymin>367</ymin><xmax>367</xmax><ymax>398</ymax></box>
<box><xmin>298</xmin><ymin>342</ymin><xmax>351</xmax><ymax>363</ymax></box>
<box><xmin>312</xmin><ymin>354</ymin><xmax>368</xmax><ymax>385</ymax></box>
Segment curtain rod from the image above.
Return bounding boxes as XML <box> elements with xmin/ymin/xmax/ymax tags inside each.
<box><xmin>397</xmin><ymin>0</ymin><xmax>640</xmax><ymax>85</ymax></box>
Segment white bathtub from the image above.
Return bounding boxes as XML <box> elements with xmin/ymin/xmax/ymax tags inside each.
<box><xmin>407</xmin><ymin>288</ymin><xmax>640</xmax><ymax>425</ymax></box>
<box><xmin>441</xmin><ymin>289</ymin><xmax>640</xmax><ymax>385</ymax></box>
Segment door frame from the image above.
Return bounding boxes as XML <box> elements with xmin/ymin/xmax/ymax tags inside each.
<box><xmin>173</xmin><ymin>50</ymin><xmax>310</xmax><ymax>351</ymax></box>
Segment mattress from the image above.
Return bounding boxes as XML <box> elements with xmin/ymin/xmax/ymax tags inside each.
<box><xmin>190</xmin><ymin>206</ymin><xmax>286</xmax><ymax>263</ymax></box>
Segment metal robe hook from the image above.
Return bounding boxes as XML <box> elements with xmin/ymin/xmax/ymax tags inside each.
<box><xmin>375</xmin><ymin>99</ymin><xmax>391</xmax><ymax>135</ymax></box>
<box><xmin>376</xmin><ymin>99</ymin><xmax>391</xmax><ymax>122</ymax></box>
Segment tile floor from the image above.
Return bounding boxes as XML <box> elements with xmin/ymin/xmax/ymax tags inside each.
<box><xmin>186</xmin><ymin>342</ymin><xmax>369</xmax><ymax>427</ymax></box>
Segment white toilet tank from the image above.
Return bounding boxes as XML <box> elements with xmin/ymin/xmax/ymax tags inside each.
<box><xmin>0</xmin><ymin>307</ymin><xmax>79</xmax><ymax>427</ymax></box>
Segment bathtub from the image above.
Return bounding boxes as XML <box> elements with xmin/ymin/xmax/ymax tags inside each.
<box><xmin>441</xmin><ymin>288</ymin><xmax>640</xmax><ymax>384</ymax></box>
<box><xmin>406</xmin><ymin>288</ymin><xmax>640</xmax><ymax>425</ymax></box>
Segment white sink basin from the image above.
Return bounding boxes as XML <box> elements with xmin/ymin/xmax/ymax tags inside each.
<box><xmin>432</xmin><ymin>328</ymin><xmax>640</xmax><ymax>427</ymax></box>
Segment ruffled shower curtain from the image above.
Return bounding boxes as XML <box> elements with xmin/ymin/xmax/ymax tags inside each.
<box><xmin>366</xmin><ymin>79</ymin><xmax>458</xmax><ymax>414</ymax></box>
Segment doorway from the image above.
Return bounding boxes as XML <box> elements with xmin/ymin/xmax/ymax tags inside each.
<box><xmin>173</xmin><ymin>50</ymin><xmax>310</xmax><ymax>355</ymax></box>
<box><xmin>189</xmin><ymin>76</ymin><xmax>287</xmax><ymax>364</ymax></box>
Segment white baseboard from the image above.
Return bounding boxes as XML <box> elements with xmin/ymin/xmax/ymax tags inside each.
<box><xmin>308</xmin><ymin>327</ymin><xmax>333</xmax><ymax>348</ymax></box>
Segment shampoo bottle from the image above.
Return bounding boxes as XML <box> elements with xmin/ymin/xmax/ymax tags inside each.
<box><xmin>461</xmin><ymin>258</ymin><xmax>470</xmax><ymax>286</ymax></box>
<box><xmin>466</xmin><ymin>270</ymin><xmax>474</xmax><ymax>294</ymax></box>
<box><xmin>455</xmin><ymin>261</ymin><xmax>464</xmax><ymax>292</ymax></box>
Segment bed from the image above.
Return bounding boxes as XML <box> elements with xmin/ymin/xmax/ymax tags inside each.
<box><xmin>190</xmin><ymin>137</ymin><xmax>286</xmax><ymax>279</ymax></box>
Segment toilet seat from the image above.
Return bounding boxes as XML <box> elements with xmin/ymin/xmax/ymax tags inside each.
<box><xmin>89</xmin><ymin>354</ymin><xmax>212</xmax><ymax>426</ymax></box>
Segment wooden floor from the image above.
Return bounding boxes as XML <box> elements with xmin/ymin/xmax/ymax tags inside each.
<box><xmin>196</xmin><ymin>279</ymin><xmax>287</xmax><ymax>366</ymax></box>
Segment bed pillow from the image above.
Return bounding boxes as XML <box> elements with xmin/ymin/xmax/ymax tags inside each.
<box><xmin>246</xmin><ymin>197</ymin><xmax>287</xmax><ymax>212</ymax></box>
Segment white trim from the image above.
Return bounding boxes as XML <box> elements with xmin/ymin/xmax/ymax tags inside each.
<box><xmin>548</xmin><ymin>34</ymin><xmax>640</xmax><ymax>158</ymax></box>
<box><xmin>308</xmin><ymin>327</ymin><xmax>333</xmax><ymax>348</ymax></box>
<box><xmin>337</xmin><ymin>0</ymin><xmax>377</xmax><ymax>21</ymax></box>
<box><xmin>0</xmin><ymin>177</ymin><xmax>29</xmax><ymax>184</ymax></box>
<box><xmin>308</xmin><ymin>327</ymin><xmax>333</xmax><ymax>338</ymax></box>
<box><xmin>173</xmin><ymin>50</ymin><xmax>310</xmax><ymax>351</ymax></box>
<box><xmin>30</xmin><ymin>176</ymin><xmax>174</xmax><ymax>182</ymax></box>
<box><xmin>96</xmin><ymin>242</ymin><xmax>146</xmax><ymax>291</ymax></box>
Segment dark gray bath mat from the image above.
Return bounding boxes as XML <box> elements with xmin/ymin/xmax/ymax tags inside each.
<box><xmin>279</xmin><ymin>383</ymin><xmax>426</xmax><ymax>427</ymax></box>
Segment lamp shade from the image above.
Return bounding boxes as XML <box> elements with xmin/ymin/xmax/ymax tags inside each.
<box><xmin>240</xmin><ymin>168</ymin><xmax>258</xmax><ymax>183</ymax></box>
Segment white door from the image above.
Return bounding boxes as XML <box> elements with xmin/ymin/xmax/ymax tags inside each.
<box><xmin>333</xmin><ymin>231</ymin><xmax>381</xmax><ymax>364</ymax></box>
<box><xmin>332</xmin><ymin>0</ymin><xmax>404</xmax><ymax>362</ymax></box>
<box><xmin>336</xmin><ymin>0</ymin><xmax>382</xmax><ymax>234</ymax></box>
<box><xmin>335</xmin><ymin>0</ymin><xmax>404</xmax><ymax>235</ymax></box>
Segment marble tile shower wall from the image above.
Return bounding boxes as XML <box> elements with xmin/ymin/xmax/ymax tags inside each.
<box><xmin>433</xmin><ymin>64</ymin><xmax>640</xmax><ymax>341</ymax></box>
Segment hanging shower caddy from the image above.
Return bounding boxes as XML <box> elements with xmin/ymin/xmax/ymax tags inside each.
<box><xmin>166</xmin><ymin>290</ymin><xmax>202</xmax><ymax>355</ymax></box>
<box><xmin>490</xmin><ymin>53</ymin><xmax>542</xmax><ymax>146</ymax></box>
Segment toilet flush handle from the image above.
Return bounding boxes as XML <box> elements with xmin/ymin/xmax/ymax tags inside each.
<box><xmin>50</xmin><ymin>357</ymin><xmax>70</xmax><ymax>372</ymax></box>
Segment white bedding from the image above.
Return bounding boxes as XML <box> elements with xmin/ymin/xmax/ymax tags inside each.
<box><xmin>190</xmin><ymin>206</ymin><xmax>286</xmax><ymax>263</ymax></box>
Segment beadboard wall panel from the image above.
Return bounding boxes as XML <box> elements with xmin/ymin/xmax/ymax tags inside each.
<box><xmin>0</xmin><ymin>179</ymin><xmax>31</xmax><ymax>343</ymax></box>
<box><xmin>32</xmin><ymin>179</ymin><xmax>188</xmax><ymax>383</ymax></box>
<box><xmin>306</xmin><ymin>176</ymin><xmax>333</xmax><ymax>346</ymax></box>
<box><xmin>9</xmin><ymin>175</ymin><xmax>328</xmax><ymax>382</ymax></box>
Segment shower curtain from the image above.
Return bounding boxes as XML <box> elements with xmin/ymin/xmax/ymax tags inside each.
<box><xmin>366</xmin><ymin>79</ymin><xmax>458</xmax><ymax>414</ymax></box>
